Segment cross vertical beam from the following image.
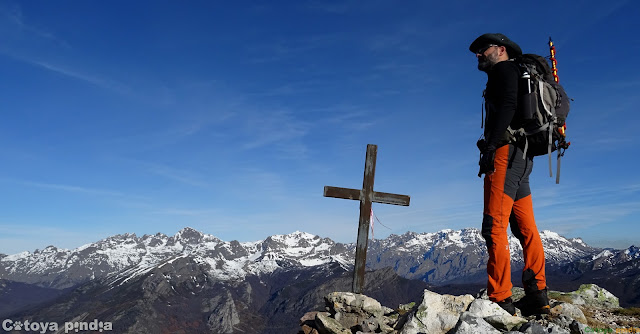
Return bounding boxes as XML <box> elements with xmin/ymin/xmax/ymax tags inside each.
<box><xmin>323</xmin><ymin>144</ymin><xmax>410</xmax><ymax>294</ymax></box>
<box><xmin>353</xmin><ymin>144</ymin><xmax>376</xmax><ymax>294</ymax></box>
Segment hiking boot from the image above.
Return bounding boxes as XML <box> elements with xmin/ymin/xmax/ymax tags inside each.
<box><xmin>516</xmin><ymin>288</ymin><xmax>550</xmax><ymax>316</ymax></box>
<box><xmin>496</xmin><ymin>297</ymin><xmax>516</xmax><ymax>316</ymax></box>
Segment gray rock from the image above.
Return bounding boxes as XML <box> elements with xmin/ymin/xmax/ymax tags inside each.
<box><xmin>476</xmin><ymin>288</ymin><xmax>489</xmax><ymax>300</ymax></box>
<box><xmin>547</xmin><ymin>323</ymin><xmax>571</xmax><ymax>334</ymax></box>
<box><xmin>550</xmin><ymin>302</ymin><xmax>587</xmax><ymax>324</ymax></box>
<box><xmin>400</xmin><ymin>289</ymin><xmax>474</xmax><ymax>334</ymax></box>
<box><xmin>511</xmin><ymin>287</ymin><xmax>526</xmax><ymax>301</ymax></box>
<box><xmin>451</xmin><ymin>312</ymin><xmax>501</xmax><ymax>334</ymax></box>
<box><xmin>315</xmin><ymin>312</ymin><xmax>351</xmax><ymax>334</ymax></box>
<box><xmin>484</xmin><ymin>314</ymin><xmax>528</xmax><ymax>331</ymax></box>
<box><xmin>520</xmin><ymin>320</ymin><xmax>570</xmax><ymax>334</ymax></box>
<box><xmin>356</xmin><ymin>316</ymin><xmax>379</xmax><ymax>332</ymax></box>
<box><xmin>573</xmin><ymin>284</ymin><xmax>619</xmax><ymax>309</ymax></box>
<box><xmin>325</xmin><ymin>292</ymin><xmax>387</xmax><ymax>330</ymax></box>
<box><xmin>569</xmin><ymin>320</ymin><xmax>587</xmax><ymax>334</ymax></box>
<box><xmin>519</xmin><ymin>321</ymin><xmax>547</xmax><ymax>334</ymax></box>
<box><xmin>333</xmin><ymin>311</ymin><xmax>361</xmax><ymax>330</ymax></box>
<box><xmin>398</xmin><ymin>302</ymin><xmax>416</xmax><ymax>313</ymax></box>
<box><xmin>466</xmin><ymin>299</ymin><xmax>512</xmax><ymax>318</ymax></box>
<box><xmin>550</xmin><ymin>315</ymin><xmax>574</xmax><ymax>329</ymax></box>
<box><xmin>301</xmin><ymin>311</ymin><xmax>318</xmax><ymax>325</ymax></box>
<box><xmin>325</xmin><ymin>292</ymin><xmax>384</xmax><ymax>318</ymax></box>
<box><xmin>552</xmin><ymin>284</ymin><xmax>619</xmax><ymax>309</ymax></box>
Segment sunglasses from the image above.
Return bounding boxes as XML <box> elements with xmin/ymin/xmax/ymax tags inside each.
<box><xmin>476</xmin><ymin>44</ymin><xmax>499</xmax><ymax>54</ymax></box>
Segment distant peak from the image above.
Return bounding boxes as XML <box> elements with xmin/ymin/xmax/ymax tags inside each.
<box><xmin>177</xmin><ymin>227</ymin><xmax>202</xmax><ymax>235</ymax></box>
<box><xmin>625</xmin><ymin>245</ymin><xmax>639</xmax><ymax>256</ymax></box>
<box><xmin>174</xmin><ymin>227</ymin><xmax>204</xmax><ymax>240</ymax></box>
<box><xmin>34</xmin><ymin>246</ymin><xmax>60</xmax><ymax>253</ymax></box>
<box><xmin>107</xmin><ymin>232</ymin><xmax>138</xmax><ymax>240</ymax></box>
<box><xmin>271</xmin><ymin>231</ymin><xmax>318</xmax><ymax>240</ymax></box>
<box><xmin>1</xmin><ymin>251</ymin><xmax>30</xmax><ymax>261</ymax></box>
<box><xmin>540</xmin><ymin>230</ymin><xmax>563</xmax><ymax>238</ymax></box>
<box><xmin>289</xmin><ymin>231</ymin><xmax>318</xmax><ymax>239</ymax></box>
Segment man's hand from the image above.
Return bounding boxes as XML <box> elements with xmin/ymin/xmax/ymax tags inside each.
<box><xmin>476</xmin><ymin>139</ymin><xmax>496</xmax><ymax>177</ymax></box>
<box><xmin>478</xmin><ymin>150</ymin><xmax>496</xmax><ymax>177</ymax></box>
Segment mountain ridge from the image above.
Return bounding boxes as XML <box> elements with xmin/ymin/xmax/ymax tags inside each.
<box><xmin>2</xmin><ymin>227</ymin><xmax>637</xmax><ymax>289</ymax></box>
<box><xmin>1</xmin><ymin>227</ymin><xmax>616</xmax><ymax>288</ymax></box>
<box><xmin>1</xmin><ymin>227</ymin><xmax>639</xmax><ymax>333</ymax></box>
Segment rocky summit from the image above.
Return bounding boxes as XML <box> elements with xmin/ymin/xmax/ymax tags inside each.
<box><xmin>299</xmin><ymin>284</ymin><xmax>640</xmax><ymax>334</ymax></box>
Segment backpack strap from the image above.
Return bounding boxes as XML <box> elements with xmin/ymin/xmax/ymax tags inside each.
<box><xmin>509</xmin><ymin>123</ymin><xmax>555</xmax><ymax>178</ymax></box>
<box><xmin>556</xmin><ymin>150</ymin><xmax>562</xmax><ymax>184</ymax></box>
<box><xmin>548</xmin><ymin>125</ymin><xmax>553</xmax><ymax>177</ymax></box>
<box><xmin>506</xmin><ymin>126</ymin><xmax>529</xmax><ymax>159</ymax></box>
<box><xmin>539</xmin><ymin>80</ymin><xmax>556</xmax><ymax>117</ymax></box>
<box><xmin>481</xmin><ymin>90</ymin><xmax>486</xmax><ymax>129</ymax></box>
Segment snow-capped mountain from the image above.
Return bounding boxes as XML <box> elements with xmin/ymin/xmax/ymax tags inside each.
<box><xmin>0</xmin><ymin>227</ymin><xmax>600</xmax><ymax>289</ymax></box>
<box><xmin>0</xmin><ymin>228</ymin><xmax>351</xmax><ymax>289</ymax></box>
<box><xmin>1</xmin><ymin>227</ymin><xmax>639</xmax><ymax>333</ymax></box>
<box><xmin>365</xmin><ymin>228</ymin><xmax>596</xmax><ymax>283</ymax></box>
<box><xmin>585</xmin><ymin>245</ymin><xmax>640</xmax><ymax>270</ymax></box>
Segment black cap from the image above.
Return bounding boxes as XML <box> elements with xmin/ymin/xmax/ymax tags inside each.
<box><xmin>469</xmin><ymin>33</ymin><xmax>522</xmax><ymax>58</ymax></box>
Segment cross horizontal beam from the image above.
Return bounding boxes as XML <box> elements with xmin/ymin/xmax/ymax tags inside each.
<box><xmin>323</xmin><ymin>186</ymin><xmax>410</xmax><ymax>206</ymax></box>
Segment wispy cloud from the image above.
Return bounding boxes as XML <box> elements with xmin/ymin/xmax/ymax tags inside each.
<box><xmin>364</xmin><ymin>18</ymin><xmax>471</xmax><ymax>54</ymax></box>
<box><xmin>148</xmin><ymin>208</ymin><xmax>220</xmax><ymax>217</ymax></box>
<box><xmin>1</xmin><ymin>179</ymin><xmax>150</xmax><ymax>206</ymax></box>
<box><xmin>0</xmin><ymin>3</ymin><xmax>130</xmax><ymax>95</ymax></box>
<box><xmin>143</xmin><ymin>162</ymin><xmax>210</xmax><ymax>188</ymax></box>
<box><xmin>534</xmin><ymin>183</ymin><xmax>640</xmax><ymax>209</ymax></box>
<box><xmin>0</xmin><ymin>3</ymin><xmax>68</xmax><ymax>47</ymax></box>
<box><xmin>233</xmin><ymin>167</ymin><xmax>289</xmax><ymax>201</ymax></box>
<box><xmin>241</xmin><ymin>110</ymin><xmax>310</xmax><ymax>151</ymax></box>
<box><xmin>309</xmin><ymin>104</ymin><xmax>386</xmax><ymax>137</ymax></box>
<box><xmin>537</xmin><ymin>200</ymin><xmax>640</xmax><ymax>235</ymax></box>
<box><xmin>246</xmin><ymin>33</ymin><xmax>346</xmax><ymax>64</ymax></box>
<box><xmin>18</xmin><ymin>180</ymin><xmax>126</xmax><ymax>197</ymax></box>
<box><xmin>29</xmin><ymin>60</ymin><xmax>131</xmax><ymax>94</ymax></box>
<box><xmin>530</xmin><ymin>182</ymin><xmax>640</xmax><ymax>239</ymax></box>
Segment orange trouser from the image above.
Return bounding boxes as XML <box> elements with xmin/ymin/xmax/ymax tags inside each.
<box><xmin>482</xmin><ymin>144</ymin><xmax>546</xmax><ymax>302</ymax></box>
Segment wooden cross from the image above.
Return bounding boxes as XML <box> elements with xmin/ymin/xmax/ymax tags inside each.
<box><xmin>324</xmin><ymin>144</ymin><xmax>410</xmax><ymax>294</ymax></box>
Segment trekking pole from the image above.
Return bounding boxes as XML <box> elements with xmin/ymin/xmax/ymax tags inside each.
<box><xmin>550</xmin><ymin>37</ymin><xmax>562</xmax><ymax>183</ymax></box>
<box><xmin>549</xmin><ymin>37</ymin><xmax>559</xmax><ymax>83</ymax></box>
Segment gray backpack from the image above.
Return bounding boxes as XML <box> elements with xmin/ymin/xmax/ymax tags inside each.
<box><xmin>508</xmin><ymin>53</ymin><xmax>571</xmax><ymax>184</ymax></box>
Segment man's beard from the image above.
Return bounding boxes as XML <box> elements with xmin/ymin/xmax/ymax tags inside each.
<box><xmin>477</xmin><ymin>50</ymin><xmax>500</xmax><ymax>72</ymax></box>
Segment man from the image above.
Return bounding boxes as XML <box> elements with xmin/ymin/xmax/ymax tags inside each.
<box><xmin>469</xmin><ymin>33</ymin><xmax>550</xmax><ymax>316</ymax></box>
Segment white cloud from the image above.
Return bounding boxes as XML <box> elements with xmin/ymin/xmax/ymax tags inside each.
<box><xmin>241</xmin><ymin>109</ymin><xmax>310</xmax><ymax>151</ymax></box>
<box><xmin>18</xmin><ymin>180</ymin><xmax>126</xmax><ymax>197</ymax></box>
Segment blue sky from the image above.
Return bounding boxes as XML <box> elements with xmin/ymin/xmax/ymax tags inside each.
<box><xmin>1</xmin><ymin>1</ymin><xmax>638</xmax><ymax>254</ymax></box>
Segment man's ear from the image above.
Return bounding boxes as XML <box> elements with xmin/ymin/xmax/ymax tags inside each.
<box><xmin>498</xmin><ymin>45</ymin><xmax>509</xmax><ymax>59</ymax></box>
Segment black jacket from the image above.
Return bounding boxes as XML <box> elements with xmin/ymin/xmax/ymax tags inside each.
<box><xmin>483</xmin><ymin>60</ymin><xmax>523</xmax><ymax>152</ymax></box>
